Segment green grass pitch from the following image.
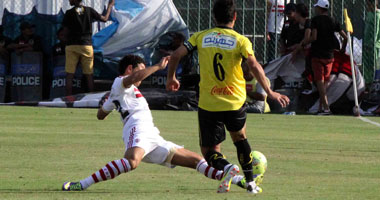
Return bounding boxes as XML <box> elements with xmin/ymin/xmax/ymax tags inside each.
<box><xmin>0</xmin><ymin>106</ymin><xmax>379</xmax><ymax>200</ymax></box>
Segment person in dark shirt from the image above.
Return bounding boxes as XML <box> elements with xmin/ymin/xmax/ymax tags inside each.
<box><xmin>8</xmin><ymin>22</ymin><xmax>43</xmax><ymax>54</ymax></box>
<box><xmin>0</xmin><ymin>25</ymin><xmax>11</xmax><ymax>60</ymax></box>
<box><xmin>303</xmin><ymin>0</ymin><xmax>347</xmax><ymax>115</ymax></box>
<box><xmin>62</xmin><ymin>0</ymin><xmax>114</xmax><ymax>95</ymax></box>
<box><xmin>52</xmin><ymin>27</ymin><xmax>68</xmax><ymax>56</ymax></box>
<box><xmin>280</xmin><ymin>3</ymin><xmax>300</xmax><ymax>56</ymax></box>
<box><xmin>290</xmin><ymin>3</ymin><xmax>312</xmax><ymax>61</ymax></box>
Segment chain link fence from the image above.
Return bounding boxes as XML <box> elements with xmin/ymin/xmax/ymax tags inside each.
<box><xmin>173</xmin><ymin>0</ymin><xmax>377</xmax><ymax>83</ymax></box>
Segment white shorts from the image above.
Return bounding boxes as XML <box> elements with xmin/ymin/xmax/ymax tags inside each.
<box><xmin>122</xmin><ymin>123</ymin><xmax>182</xmax><ymax>168</ymax></box>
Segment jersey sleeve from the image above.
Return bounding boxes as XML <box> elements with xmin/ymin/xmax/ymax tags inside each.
<box><xmin>183</xmin><ymin>33</ymin><xmax>198</xmax><ymax>52</ymax></box>
<box><xmin>90</xmin><ymin>7</ymin><xmax>103</xmax><ymax>22</ymax></box>
<box><xmin>240</xmin><ymin>37</ymin><xmax>254</xmax><ymax>59</ymax></box>
<box><xmin>101</xmin><ymin>97</ymin><xmax>115</xmax><ymax>113</ymax></box>
<box><xmin>304</xmin><ymin>19</ymin><xmax>312</xmax><ymax>29</ymax></box>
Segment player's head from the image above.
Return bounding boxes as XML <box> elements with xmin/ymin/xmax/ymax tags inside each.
<box><xmin>314</xmin><ymin>0</ymin><xmax>329</xmax><ymax>14</ymax></box>
<box><xmin>119</xmin><ymin>55</ymin><xmax>146</xmax><ymax>86</ymax></box>
<box><xmin>213</xmin><ymin>0</ymin><xmax>237</xmax><ymax>25</ymax></box>
<box><xmin>295</xmin><ymin>3</ymin><xmax>309</xmax><ymax>22</ymax></box>
<box><xmin>284</xmin><ymin>3</ymin><xmax>296</xmax><ymax>21</ymax></box>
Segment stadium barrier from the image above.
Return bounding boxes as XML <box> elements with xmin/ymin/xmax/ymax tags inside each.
<box><xmin>50</xmin><ymin>55</ymin><xmax>83</xmax><ymax>99</ymax></box>
<box><xmin>0</xmin><ymin>57</ymin><xmax>6</xmax><ymax>103</ymax></box>
<box><xmin>10</xmin><ymin>52</ymin><xmax>43</xmax><ymax>102</ymax></box>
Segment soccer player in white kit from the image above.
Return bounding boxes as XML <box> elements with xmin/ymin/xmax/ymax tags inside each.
<box><xmin>62</xmin><ymin>55</ymin><xmax>245</xmax><ymax>192</ymax></box>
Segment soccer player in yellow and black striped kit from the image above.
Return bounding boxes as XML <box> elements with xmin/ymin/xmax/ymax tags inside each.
<box><xmin>167</xmin><ymin>0</ymin><xmax>289</xmax><ymax>194</ymax></box>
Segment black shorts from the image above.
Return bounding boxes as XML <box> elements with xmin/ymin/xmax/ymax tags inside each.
<box><xmin>198</xmin><ymin>105</ymin><xmax>247</xmax><ymax>147</ymax></box>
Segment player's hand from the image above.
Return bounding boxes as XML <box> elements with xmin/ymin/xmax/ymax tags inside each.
<box><xmin>166</xmin><ymin>77</ymin><xmax>180</xmax><ymax>92</ymax></box>
<box><xmin>266</xmin><ymin>33</ymin><xmax>271</xmax><ymax>41</ymax></box>
<box><xmin>108</xmin><ymin>0</ymin><xmax>115</xmax><ymax>6</ymax></box>
<box><xmin>157</xmin><ymin>56</ymin><xmax>170</xmax><ymax>70</ymax></box>
<box><xmin>268</xmin><ymin>91</ymin><xmax>290</xmax><ymax>108</ymax></box>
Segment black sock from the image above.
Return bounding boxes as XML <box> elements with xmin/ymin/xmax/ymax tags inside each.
<box><xmin>234</xmin><ymin>139</ymin><xmax>253</xmax><ymax>182</ymax></box>
<box><xmin>205</xmin><ymin>151</ymin><xmax>230</xmax><ymax>170</ymax></box>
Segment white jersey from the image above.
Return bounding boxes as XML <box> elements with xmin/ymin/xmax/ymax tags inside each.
<box><xmin>267</xmin><ymin>0</ymin><xmax>287</xmax><ymax>34</ymax></box>
<box><xmin>102</xmin><ymin>76</ymin><xmax>153</xmax><ymax>127</ymax></box>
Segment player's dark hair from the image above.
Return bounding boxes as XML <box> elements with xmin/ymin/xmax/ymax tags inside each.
<box><xmin>296</xmin><ymin>3</ymin><xmax>309</xmax><ymax>18</ymax></box>
<box><xmin>119</xmin><ymin>55</ymin><xmax>145</xmax><ymax>75</ymax></box>
<box><xmin>213</xmin><ymin>0</ymin><xmax>236</xmax><ymax>25</ymax></box>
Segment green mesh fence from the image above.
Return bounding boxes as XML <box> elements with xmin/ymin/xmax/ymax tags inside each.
<box><xmin>173</xmin><ymin>0</ymin><xmax>375</xmax><ymax>83</ymax></box>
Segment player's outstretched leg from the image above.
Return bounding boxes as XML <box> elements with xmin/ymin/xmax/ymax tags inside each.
<box><xmin>171</xmin><ymin>148</ymin><xmax>239</xmax><ymax>193</ymax></box>
<box><xmin>62</xmin><ymin>147</ymin><xmax>144</xmax><ymax>191</ymax></box>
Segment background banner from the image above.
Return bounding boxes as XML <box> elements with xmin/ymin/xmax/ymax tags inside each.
<box><xmin>10</xmin><ymin>52</ymin><xmax>43</xmax><ymax>101</ymax></box>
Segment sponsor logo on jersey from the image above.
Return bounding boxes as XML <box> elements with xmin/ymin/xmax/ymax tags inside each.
<box><xmin>210</xmin><ymin>85</ymin><xmax>235</xmax><ymax>96</ymax></box>
<box><xmin>202</xmin><ymin>32</ymin><xmax>237</xmax><ymax>50</ymax></box>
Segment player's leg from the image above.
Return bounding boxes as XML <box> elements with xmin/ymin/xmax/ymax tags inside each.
<box><xmin>62</xmin><ymin>147</ymin><xmax>144</xmax><ymax>191</ymax></box>
<box><xmin>225</xmin><ymin>106</ymin><xmax>261</xmax><ymax>193</ymax></box>
<box><xmin>79</xmin><ymin>45</ymin><xmax>94</xmax><ymax>92</ymax></box>
<box><xmin>198</xmin><ymin>108</ymin><xmax>232</xmax><ymax>171</ymax></box>
<box><xmin>64</xmin><ymin>45</ymin><xmax>80</xmax><ymax>96</ymax></box>
<box><xmin>197</xmin><ymin>108</ymin><xmax>240</xmax><ymax>193</ymax></box>
<box><xmin>171</xmin><ymin>148</ymin><xmax>225</xmax><ymax>180</ymax></box>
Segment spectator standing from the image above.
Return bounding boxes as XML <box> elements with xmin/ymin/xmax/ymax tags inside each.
<box><xmin>303</xmin><ymin>0</ymin><xmax>347</xmax><ymax>115</ymax></box>
<box><xmin>8</xmin><ymin>22</ymin><xmax>43</xmax><ymax>54</ymax></box>
<box><xmin>291</xmin><ymin>3</ymin><xmax>312</xmax><ymax>60</ymax></box>
<box><xmin>279</xmin><ymin>3</ymin><xmax>299</xmax><ymax>56</ymax></box>
<box><xmin>266</xmin><ymin>0</ymin><xmax>288</xmax><ymax>62</ymax></box>
<box><xmin>62</xmin><ymin>0</ymin><xmax>114</xmax><ymax>96</ymax></box>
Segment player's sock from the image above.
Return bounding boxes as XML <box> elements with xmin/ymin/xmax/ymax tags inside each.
<box><xmin>205</xmin><ymin>150</ymin><xmax>230</xmax><ymax>171</ymax></box>
<box><xmin>234</xmin><ymin>139</ymin><xmax>254</xmax><ymax>183</ymax></box>
<box><xmin>196</xmin><ymin>159</ymin><xmax>224</xmax><ymax>180</ymax></box>
<box><xmin>80</xmin><ymin>158</ymin><xmax>131</xmax><ymax>189</ymax></box>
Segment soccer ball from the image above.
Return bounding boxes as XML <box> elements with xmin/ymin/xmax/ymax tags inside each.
<box><xmin>252</xmin><ymin>151</ymin><xmax>267</xmax><ymax>185</ymax></box>
<box><xmin>252</xmin><ymin>151</ymin><xmax>267</xmax><ymax>175</ymax></box>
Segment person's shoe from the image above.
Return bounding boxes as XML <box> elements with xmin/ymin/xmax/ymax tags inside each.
<box><xmin>235</xmin><ymin>176</ymin><xmax>246</xmax><ymax>189</ymax></box>
<box><xmin>253</xmin><ymin>174</ymin><xmax>264</xmax><ymax>186</ymax></box>
<box><xmin>217</xmin><ymin>164</ymin><xmax>239</xmax><ymax>193</ymax></box>
<box><xmin>246</xmin><ymin>181</ymin><xmax>262</xmax><ymax>194</ymax></box>
<box><xmin>62</xmin><ymin>182</ymin><xmax>83</xmax><ymax>191</ymax></box>
<box><xmin>317</xmin><ymin>110</ymin><xmax>332</xmax><ymax>115</ymax></box>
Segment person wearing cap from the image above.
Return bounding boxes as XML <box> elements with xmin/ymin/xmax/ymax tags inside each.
<box><xmin>0</xmin><ymin>25</ymin><xmax>12</xmax><ymax>60</ymax></box>
<box><xmin>62</xmin><ymin>0</ymin><xmax>114</xmax><ymax>96</ymax></box>
<box><xmin>8</xmin><ymin>22</ymin><xmax>43</xmax><ymax>54</ymax></box>
<box><xmin>279</xmin><ymin>3</ymin><xmax>301</xmax><ymax>56</ymax></box>
<box><xmin>302</xmin><ymin>0</ymin><xmax>348</xmax><ymax>115</ymax></box>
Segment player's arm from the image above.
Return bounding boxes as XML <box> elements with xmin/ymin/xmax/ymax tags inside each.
<box><xmin>166</xmin><ymin>45</ymin><xmax>189</xmax><ymax>91</ymax></box>
<box><xmin>97</xmin><ymin>108</ymin><xmax>110</xmax><ymax>120</ymax></box>
<box><xmin>99</xmin><ymin>0</ymin><xmax>114</xmax><ymax>22</ymax></box>
<box><xmin>97</xmin><ymin>94</ymin><xmax>116</xmax><ymax>120</ymax></box>
<box><xmin>246</xmin><ymin>55</ymin><xmax>289</xmax><ymax>107</ymax></box>
<box><xmin>123</xmin><ymin>56</ymin><xmax>170</xmax><ymax>88</ymax></box>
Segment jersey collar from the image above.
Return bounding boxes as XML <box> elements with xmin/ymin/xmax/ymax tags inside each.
<box><xmin>216</xmin><ymin>26</ymin><xmax>233</xmax><ymax>29</ymax></box>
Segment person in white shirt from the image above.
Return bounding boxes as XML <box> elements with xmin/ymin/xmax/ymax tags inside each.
<box><xmin>267</xmin><ymin>0</ymin><xmax>287</xmax><ymax>62</ymax></box>
<box><xmin>62</xmin><ymin>55</ymin><xmax>247</xmax><ymax>193</ymax></box>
